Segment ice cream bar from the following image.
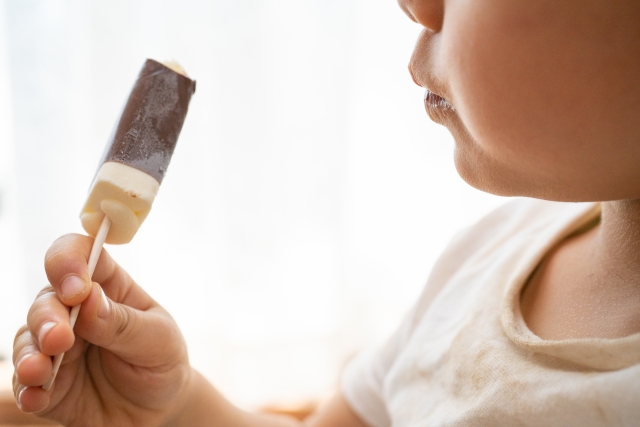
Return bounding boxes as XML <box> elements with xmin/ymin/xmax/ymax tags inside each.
<box><xmin>80</xmin><ymin>59</ymin><xmax>196</xmax><ymax>244</ymax></box>
<box><xmin>44</xmin><ymin>59</ymin><xmax>196</xmax><ymax>392</ymax></box>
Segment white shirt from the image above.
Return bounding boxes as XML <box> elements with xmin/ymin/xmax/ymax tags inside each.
<box><xmin>342</xmin><ymin>199</ymin><xmax>640</xmax><ymax>427</ymax></box>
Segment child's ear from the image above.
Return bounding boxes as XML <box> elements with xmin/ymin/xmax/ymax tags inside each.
<box><xmin>398</xmin><ymin>0</ymin><xmax>444</xmax><ymax>32</ymax></box>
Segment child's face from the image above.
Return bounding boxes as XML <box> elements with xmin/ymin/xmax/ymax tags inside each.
<box><xmin>401</xmin><ymin>0</ymin><xmax>640</xmax><ymax>201</ymax></box>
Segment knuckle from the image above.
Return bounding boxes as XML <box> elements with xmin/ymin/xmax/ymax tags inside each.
<box><xmin>35</xmin><ymin>286</ymin><xmax>55</xmax><ymax>301</ymax></box>
<box><xmin>49</xmin><ymin>233</ymin><xmax>83</xmax><ymax>249</ymax></box>
<box><xmin>12</xmin><ymin>328</ymin><xmax>35</xmax><ymax>365</ymax></box>
<box><xmin>44</xmin><ymin>234</ymin><xmax>90</xmax><ymax>276</ymax></box>
<box><xmin>109</xmin><ymin>305</ymin><xmax>135</xmax><ymax>347</ymax></box>
<box><xmin>12</xmin><ymin>326</ymin><xmax>30</xmax><ymax>357</ymax></box>
<box><xmin>44</xmin><ymin>249</ymin><xmax>75</xmax><ymax>274</ymax></box>
<box><xmin>27</xmin><ymin>289</ymin><xmax>58</xmax><ymax>322</ymax></box>
<box><xmin>13</xmin><ymin>325</ymin><xmax>28</xmax><ymax>345</ymax></box>
<box><xmin>45</xmin><ymin>234</ymin><xmax>77</xmax><ymax>261</ymax></box>
<box><xmin>116</xmin><ymin>305</ymin><xmax>132</xmax><ymax>337</ymax></box>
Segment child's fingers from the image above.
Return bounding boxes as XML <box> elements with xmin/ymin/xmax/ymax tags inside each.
<box><xmin>12</xmin><ymin>328</ymin><xmax>55</xmax><ymax>413</ymax></box>
<box><xmin>74</xmin><ymin>282</ymin><xmax>184</xmax><ymax>366</ymax></box>
<box><xmin>13</xmin><ymin>327</ymin><xmax>52</xmax><ymax>387</ymax></box>
<box><xmin>26</xmin><ymin>287</ymin><xmax>75</xmax><ymax>356</ymax></box>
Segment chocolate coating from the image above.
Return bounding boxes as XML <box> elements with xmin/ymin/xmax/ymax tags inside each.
<box><xmin>99</xmin><ymin>59</ymin><xmax>196</xmax><ymax>183</ymax></box>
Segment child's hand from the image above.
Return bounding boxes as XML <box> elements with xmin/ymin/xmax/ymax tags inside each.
<box><xmin>12</xmin><ymin>234</ymin><xmax>192</xmax><ymax>427</ymax></box>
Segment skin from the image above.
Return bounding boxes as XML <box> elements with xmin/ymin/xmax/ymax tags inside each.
<box><xmin>13</xmin><ymin>0</ymin><xmax>640</xmax><ymax>425</ymax></box>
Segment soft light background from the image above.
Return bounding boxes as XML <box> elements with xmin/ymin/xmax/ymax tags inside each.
<box><xmin>0</xmin><ymin>0</ymin><xmax>504</xmax><ymax>409</ymax></box>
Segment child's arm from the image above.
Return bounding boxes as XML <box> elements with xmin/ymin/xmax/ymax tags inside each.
<box><xmin>12</xmin><ymin>234</ymin><xmax>368</xmax><ymax>427</ymax></box>
<box><xmin>167</xmin><ymin>375</ymin><xmax>367</xmax><ymax>427</ymax></box>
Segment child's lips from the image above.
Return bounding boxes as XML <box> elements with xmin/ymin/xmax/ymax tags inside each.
<box><xmin>424</xmin><ymin>90</ymin><xmax>455</xmax><ymax>124</ymax></box>
<box><xmin>409</xmin><ymin>62</ymin><xmax>456</xmax><ymax>124</ymax></box>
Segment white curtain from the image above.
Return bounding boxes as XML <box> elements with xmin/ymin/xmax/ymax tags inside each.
<box><xmin>0</xmin><ymin>0</ymin><xmax>503</xmax><ymax>408</ymax></box>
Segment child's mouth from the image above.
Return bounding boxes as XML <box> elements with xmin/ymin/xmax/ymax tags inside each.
<box><xmin>424</xmin><ymin>90</ymin><xmax>455</xmax><ymax>124</ymax></box>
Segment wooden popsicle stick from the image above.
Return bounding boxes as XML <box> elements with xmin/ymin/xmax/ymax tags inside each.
<box><xmin>43</xmin><ymin>215</ymin><xmax>112</xmax><ymax>391</ymax></box>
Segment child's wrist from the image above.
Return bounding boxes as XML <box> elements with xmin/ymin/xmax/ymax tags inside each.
<box><xmin>159</xmin><ymin>366</ymin><xmax>200</xmax><ymax>427</ymax></box>
<box><xmin>161</xmin><ymin>367</ymin><xmax>245</xmax><ymax>427</ymax></box>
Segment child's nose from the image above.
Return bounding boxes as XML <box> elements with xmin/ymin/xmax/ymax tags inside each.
<box><xmin>397</xmin><ymin>0</ymin><xmax>444</xmax><ymax>33</ymax></box>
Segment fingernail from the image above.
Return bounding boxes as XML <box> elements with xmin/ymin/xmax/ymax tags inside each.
<box><xmin>38</xmin><ymin>322</ymin><xmax>57</xmax><ymax>348</ymax></box>
<box><xmin>16</xmin><ymin>387</ymin><xmax>25</xmax><ymax>410</ymax></box>
<box><xmin>98</xmin><ymin>286</ymin><xmax>111</xmax><ymax>318</ymax></box>
<box><xmin>61</xmin><ymin>275</ymin><xmax>86</xmax><ymax>299</ymax></box>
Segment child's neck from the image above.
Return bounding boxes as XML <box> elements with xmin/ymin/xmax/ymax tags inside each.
<box><xmin>598</xmin><ymin>200</ymin><xmax>640</xmax><ymax>280</ymax></box>
<box><xmin>520</xmin><ymin>199</ymin><xmax>640</xmax><ymax>340</ymax></box>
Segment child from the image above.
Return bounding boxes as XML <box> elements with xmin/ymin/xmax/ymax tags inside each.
<box><xmin>12</xmin><ymin>0</ymin><xmax>640</xmax><ymax>425</ymax></box>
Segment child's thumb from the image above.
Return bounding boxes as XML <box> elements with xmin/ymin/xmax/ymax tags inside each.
<box><xmin>75</xmin><ymin>282</ymin><xmax>182</xmax><ymax>365</ymax></box>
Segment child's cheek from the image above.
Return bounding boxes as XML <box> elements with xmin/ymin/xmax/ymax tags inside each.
<box><xmin>443</xmin><ymin>3</ymin><xmax>565</xmax><ymax>164</ymax></box>
<box><xmin>442</xmin><ymin>11</ymin><xmax>536</xmax><ymax>155</ymax></box>
<box><xmin>438</xmin><ymin>0</ymin><xmax>640</xmax><ymax>200</ymax></box>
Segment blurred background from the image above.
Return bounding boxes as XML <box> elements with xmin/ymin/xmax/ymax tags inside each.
<box><xmin>0</xmin><ymin>0</ymin><xmax>504</xmax><ymax>410</ymax></box>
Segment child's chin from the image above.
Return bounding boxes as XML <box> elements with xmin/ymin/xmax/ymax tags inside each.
<box><xmin>453</xmin><ymin>149</ymin><xmax>625</xmax><ymax>202</ymax></box>
<box><xmin>446</xmin><ymin>119</ymin><xmax>628</xmax><ymax>202</ymax></box>
<box><xmin>446</xmin><ymin>125</ymin><xmax>516</xmax><ymax>197</ymax></box>
<box><xmin>452</xmin><ymin>149</ymin><xmax>519</xmax><ymax>197</ymax></box>
<box><xmin>451</xmin><ymin>138</ymin><xmax>574</xmax><ymax>202</ymax></box>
